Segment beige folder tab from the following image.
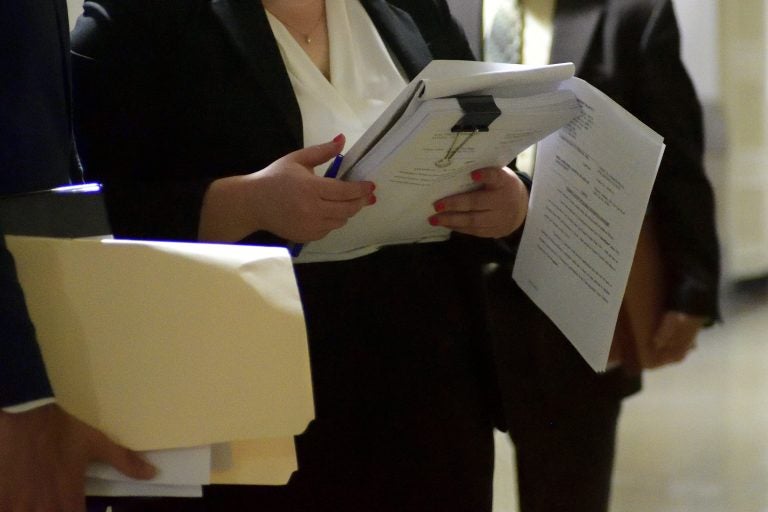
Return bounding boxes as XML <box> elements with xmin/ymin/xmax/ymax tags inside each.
<box><xmin>7</xmin><ymin>236</ymin><xmax>314</xmax><ymax>451</ymax></box>
<box><xmin>211</xmin><ymin>437</ymin><xmax>299</xmax><ymax>485</ymax></box>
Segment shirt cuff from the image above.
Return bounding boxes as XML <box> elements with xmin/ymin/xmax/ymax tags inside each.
<box><xmin>2</xmin><ymin>397</ymin><xmax>56</xmax><ymax>413</ymax></box>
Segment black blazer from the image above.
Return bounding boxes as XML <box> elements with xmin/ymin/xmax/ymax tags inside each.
<box><xmin>72</xmin><ymin>0</ymin><xmax>518</xmax><ymax>428</ymax></box>
<box><xmin>0</xmin><ymin>0</ymin><xmax>78</xmax><ymax>407</ymax></box>
<box><xmin>552</xmin><ymin>0</ymin><xmax>720</xmax><ymax>318</ymax></box>
<box><xmin>448</xmin><ymin>0</ymin><xmax>720</xmax><ymax>429</ymax></box>
<box><xmin>72</xmin><ymin>0</ymin><xmax>475</xmax><ymax>242</ymax></box>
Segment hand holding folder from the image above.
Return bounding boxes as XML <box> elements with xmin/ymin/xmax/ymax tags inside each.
<box><xmin>610</xmin><ymin>215</ymin><xmax>705</xmax><ymax>372</ymax></box>
<box><xmin>6</xmin><ymin>233</ymin><xmax>315</xmax><ymax>494</ymax></box>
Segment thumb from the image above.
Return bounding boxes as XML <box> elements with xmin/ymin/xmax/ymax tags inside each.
<box><xmin>289</xmin><ymin>133</ymin><xmax>346</xmax><ymax>170</ymax></box>
<box><xmin>88</xmin><ymin>428</ymin><xmax>157</xmax><ymax>480</ymax></box>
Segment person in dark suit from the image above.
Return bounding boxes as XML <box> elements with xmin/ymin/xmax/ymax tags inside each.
<box><xmin>71</xmin><ymin>1</ymin><xmax>529</xmax><ymax>510</ymax></box>
<box><xmin>446</xmin><ymin>0</ymin><xmax>721</xmax><ymax>510</ymax></box>
<box><xmin>0</xmin><ymin>1</ymin><xmax>156</xmax><ymax>510</ymax></box>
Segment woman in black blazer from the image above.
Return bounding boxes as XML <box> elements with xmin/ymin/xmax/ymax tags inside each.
<box><xmin>72</xmin><ymin>1</ymin><xmax>529</xmax><ymax>510</ymax></box>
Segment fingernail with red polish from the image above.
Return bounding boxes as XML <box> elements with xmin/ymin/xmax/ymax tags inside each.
<box><xmin>333</xmin><ymin>133</ymin><xmax>344</xmax><ymax>144</ymax></box>
<box><xmin>434</xmin><ymin>201</ymin><xmax>445</xmax><ymax>212</ymax></box>
<box><xmin>368</xmin><ymin>194</ymin><xmax>377</xmax><ymax>205</ymax></box>
<box><xmin>471</xmin><ymin>170</ymin><xmax>482</xmax><ymax>182</ymax></box>
<box><xmin>429</xmin><ymin>216</ymin><xmax>439</xmax><ymax>226</ymax></box>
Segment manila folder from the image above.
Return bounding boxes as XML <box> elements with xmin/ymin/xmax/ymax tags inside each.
<box><xmin>6</xmin><ymin>236</ymin><xmax>314</xmax><ymax>451</ymax></box>
<box><xmin>610</xmin><ymin>217</ymin><xmax>667</xmax><ymax>372</ymax></box>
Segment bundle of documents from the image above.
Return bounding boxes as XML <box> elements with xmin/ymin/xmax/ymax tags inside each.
<box><xmin>296</xmin><ymin>60</ymin><xmax>583</xmax><ymax>263</ymax></box>
<box><xmin>6</xmin><ymin>227</ymin><xmax>314</xmax><ymax>497</ymax></box>
<box><xmin>296</xmin><ymin>60</ymin><xmax>667</xmax><ymax>374</ymax></box>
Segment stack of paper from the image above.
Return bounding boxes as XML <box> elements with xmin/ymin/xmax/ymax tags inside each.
<box><xmin>7</xmin><ymin>236</ymin><xmax>314</xmax><ymax>496</ymax></box>
<box><xmin>296</xmin><ymin>61</ymin><xmax>583</xmax><ymax>263</ymax></box>
<box><xmin>288</xmin><ymin>59</ymin><xmax>667</xmax><ymax>375</ymax></box>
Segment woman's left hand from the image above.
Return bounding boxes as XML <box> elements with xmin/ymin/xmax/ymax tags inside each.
<box><xmin>428</xmin><ymin>166</ymin><xmax>528</xmax><ymax>238</ymax></box>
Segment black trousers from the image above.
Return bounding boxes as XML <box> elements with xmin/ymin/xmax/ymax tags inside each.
<box><xmin>483</xmin><ymin>260</ymin><xmax>638</xmax><ymax>512</ymax></box>
<box><xmin>509</xmin><ymin>393</ymin><xmax>622</xmax><ymax>512</ymax></box>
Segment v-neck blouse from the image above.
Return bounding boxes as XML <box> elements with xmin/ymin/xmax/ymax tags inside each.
<box><xmin>266</xmin><ymin>0</ymin><xmax>407</xmax><ymax>173</ymax></box>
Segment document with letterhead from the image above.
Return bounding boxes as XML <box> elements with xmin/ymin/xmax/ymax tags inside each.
<box><xmin>512</xmin><ymin>78</ymin><xmax>665</xmax><ymax>372</ymax></box>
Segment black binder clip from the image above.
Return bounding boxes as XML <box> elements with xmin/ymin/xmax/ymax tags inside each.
<box><xmin>451</xmin><ymin>95</ymin><xmax>502</xmax><ymax>133</ymax></box>
<box><xmin>435</xmin><ymin>96</ymin><xmax>501</xmax><ymax>168</ymax></box>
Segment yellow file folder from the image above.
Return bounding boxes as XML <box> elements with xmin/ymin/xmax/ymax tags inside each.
<box><xmin>6</xmin><ymin>236</ymin><xmax>314</xmax><ymax>484</ymax></box>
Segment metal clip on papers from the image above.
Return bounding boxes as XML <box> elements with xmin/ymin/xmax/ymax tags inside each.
<box><xmin>435</xmin><ymin>96</ymin><xmax>502</xmax><ymax>168</ymax></box>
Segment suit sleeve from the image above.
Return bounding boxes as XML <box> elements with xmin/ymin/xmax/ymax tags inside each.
<box><xmin>636</xmin><ymin>0</ymin><xmax>720</xmax><ymax>320</ymax></box>
<box><xmin>0</xmin><ymin>235</ymin><xmax>53</xmax><ymax>408</ymax></box>
<box><xmin>388</xmin><ymin>0</ymin><xmax>476</xmax><ymax>61</ymax></box>
<box><xmin>0</xmin><ymin>0</ymin><xmax>79</xmax><ymax>407</ymax></box>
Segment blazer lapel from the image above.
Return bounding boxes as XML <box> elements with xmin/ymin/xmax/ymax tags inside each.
<box><xmin>550</xmin><ymin>0</ymin><xmax>604</xmax><ymax>73</ymax></box>
<box><xmin>210</xmin><ymin>0</ymin><xmax>303</xmax><ymax>145</ymax></box>
<box><xmin>360</xmin><ymin>0</ymin><xmax>433</xmax><ymax>80</ymax></box>
<box><xmin>208</xmin><ymin>0</ymin><xmax>433</xmax><ymax>143</ymax></box>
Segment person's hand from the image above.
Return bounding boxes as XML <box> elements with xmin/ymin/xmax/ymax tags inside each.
<box><xmin>0</xmin><ymin>403</ymin><xmax>156</xmax><ymax>512</ymax></box>
<box><xmin>646</xmin><ymin>311</ymin><xmax>706</xmax><ymax>368</ymax></box>
<box><xmin>428</xmin><ymin>166</ymin><xmax>528</xmax><ymax>238</ymax></box>
<box><xmin>199</xmin><ymin>134</ymin><xmax>376</xmax><ymax>243</ymax></box>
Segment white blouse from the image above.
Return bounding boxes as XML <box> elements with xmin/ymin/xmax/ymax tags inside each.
<box><xmin>266</xmin><ymin>0</ymin><xmax>407</xmax><ymax>174</ymax></box>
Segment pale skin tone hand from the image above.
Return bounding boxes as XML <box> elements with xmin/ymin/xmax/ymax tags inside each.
<box><xmin>0</xmin><ymin>404</ymin><xmax>156</xmax><ymax>512</ymax></box>
<box><xmin>199</xmin><ymin>135</ymin><xmax>376</xmax><ymax>243</ymax></box>
<box><xmin>428</xmin><ymin>166</ymin><xmax>529</xmax><ymax>238</ymax></box>
<box><xmin>647</xmin><ymin>311</ymin><xmax>706</xmax><ymax>368</ymax></box>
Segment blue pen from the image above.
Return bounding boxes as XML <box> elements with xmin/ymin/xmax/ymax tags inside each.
<box><xmin>290</xmin><ymin>154</ymin><xmax>345</xmax><ymax>257</ymax></box>
<box><xmin>324</xmin><ymin>153</ymin><xmax>344</xmax><ymax>179</ymax></box>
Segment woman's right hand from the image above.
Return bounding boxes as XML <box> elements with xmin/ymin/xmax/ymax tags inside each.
<box><xmin>198</xmin><ymin>134</ymin><xmax>376</xmax><ymax>243</ymax></box>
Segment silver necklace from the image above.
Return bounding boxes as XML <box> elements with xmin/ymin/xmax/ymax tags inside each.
<box><xmin>270</xmin><ymin>4</ymin><xmax>326</xmax><ymax>45</ymax></box>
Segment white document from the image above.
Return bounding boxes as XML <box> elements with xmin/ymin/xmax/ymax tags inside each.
<box><xmin>83</xmin><ymin>437</ymin><xmax>299</xmax><ymax>496</ymax></box>
<box><xmin>86</xmin><ymin>446</ymin><xmax>210</xmax><ymax>497</ymax></box>
<box><xmin>87</xmin><ymin>446</ymin><xmax>211</xmax><ymax>486</ymax></box>
<box><xmin>512</xmin><ymin>78</ymin><xmax>665</xmax><ymax>371</ymax></box>
<box><xmin>86</xmin><ymin>480</ymin><xmax>203</xmax><ymax>498</ymax></box>
<box><xmin>296</xmin><ymin>61</ymin><xmax>581</xmax><ymax>263</ymax></box>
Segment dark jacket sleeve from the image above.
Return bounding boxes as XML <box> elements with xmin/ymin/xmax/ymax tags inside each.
<box><xmin>0</xmin><ymin>0</ymin><xmax>77</xmax><ymax>407</ymax></box>
<box><xmin>387</xmin><ymin>0</ymin><xmax>475</xmax><ymax>61</ymax></box>
<box><xmin>632</xmin><ymin>0</ymin><xmax>721</xmax><ymax>319</ymax></box>
<box><xmin>0</xmin><ymin>235</ymin><xmax>53</xmax><ymax>407</ymax></box>
<box><xmin>0</xmin><ymin>0</ymin><xmax>80</xmax><ymax>194</ymax></box>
